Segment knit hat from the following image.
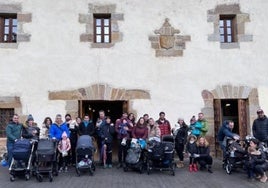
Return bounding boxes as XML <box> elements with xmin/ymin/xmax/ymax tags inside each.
<box><xmin>62</xmin><ymin>131</ymin><xmax>67</xmax><ymax>138</ymax></box>
<box><xmin>188</xmin><ymin>134</ymin><xmax>197</xmax><ymax>141</ymax></box>
<box><xmin>27</xmin><ymin>114</ymin><xmax>34</xmax><ymax>121</ymax></box>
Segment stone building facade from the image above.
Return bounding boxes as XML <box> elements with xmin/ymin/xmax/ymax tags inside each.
<box><xmin>0</xmin><ymin>0</ymin><xmax>267</xmax><ymax>156</ymax></box>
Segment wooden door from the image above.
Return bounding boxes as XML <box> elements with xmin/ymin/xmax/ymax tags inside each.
<box><xmin>0</xmin><ymin>108</ymin><xmax>14</xmax><ymax>137</ymax></box>
<box><xmin>238</xmin><ymin>99</ymin><xmax>248</xmax><ymax>139</ymax></box>
<box><xmin>214</xmin><ymin>99</ymin><xmax>222</xmax><ymax>157</ymax></box>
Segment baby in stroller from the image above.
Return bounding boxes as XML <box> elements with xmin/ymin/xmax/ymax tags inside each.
<box><xmin>76</xmin><ymin>135</ymin><xmax>95</xmax><ymax>176</ymax></box>
<box><xmin>224</xmin><ymin>138</ymin><xmax>248</xmax><ymax>174</ymax></box>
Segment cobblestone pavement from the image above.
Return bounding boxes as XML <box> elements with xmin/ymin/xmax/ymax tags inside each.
<box><xmin>0</xmin><ymin>159</ymin><xmax>267</xmax><ymax>188</ymax></box>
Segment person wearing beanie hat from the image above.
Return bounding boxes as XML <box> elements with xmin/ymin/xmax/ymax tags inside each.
<box><xmin>22</xmin><ymin>114</ymin><xmax>39</xmax><ymax>140</ymax></box>
<box><xmin>58</xmin><ymin>131</ymin><xmax>71</xmax><ymax>172</ymax></box>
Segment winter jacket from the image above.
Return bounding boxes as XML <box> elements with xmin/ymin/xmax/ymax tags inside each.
<box><xmin>115</xmin><ymin>119</ymin><xmax>133</xmax><ymax>139</ymax></box>
<box><xmin>78</xmin><ymin>120</ymin><xmax>95</xmax><ymax>136</ymax></box>
<box><xmin>217</xmin><ymin>121</ymin><xmax>236</xmax><ymax>142</ymax></box>
<box><xmin>156</xmin><ymin>119</ymin><xmax>171</xmax><ymax>137</ymax></box>
<box><xmin>132</xmin><ymin>125</ymin><xmax>148</xmax><ymax>140</ymax></box>
<box><xmin>6</xmin><ymin>121</ymin><xmax>22</xmax><ymax>143</ymax></box>
<box><xmin>100</xmin><ymin>123</ymin><xmax>115</xmax><ymax>144</ymax></box>
<box><xmin>186</xmin><ymin>142</ymin><xmax>198</xmax><ymax>155</ymax></box>
<box><xmin>148</xmin><ymin>123</ymin><xmax>161</xmax><ymax>139</ymax></box>
<box><xmin>252</xmin><ymin>116</ymin><xmax>268</xmax><ymax>142</ymax></box>
<box><xmin>175</xmin><ymin>125</ymin><xmax>189</xmax><ymax>145</ymax></box>
<box><xmin>198</xmin><ymin>119</ymin><xmax>208</xmax><ymax>137</ymax></box>
<box><xmin>22</xmin><ymin>122</ymin><xmax>40</xmax><ymax>140</ymax></box>
<box><xmin>49</xmin><ymin>122</ymin><xmax>70</xmax><ymax>140</ymax></box>
<box><xmin>197</xmin><ymin>145</ymin><xmax>210</xmax><ymax>157</ymax></box>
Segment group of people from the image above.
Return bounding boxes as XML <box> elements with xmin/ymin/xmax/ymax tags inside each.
<box><xmin>6</xmin><ymin>111</ymin><xmax>214</xmax><ymax>174</ymax></box>
<box><xmin>217</xmin><ymin>109</ymin><xmax>268</xmax><ymax>183</ymax></box>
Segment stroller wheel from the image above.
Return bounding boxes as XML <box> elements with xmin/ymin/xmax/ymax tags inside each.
<box><xmin>10</xmin><ymin>176</ymin><xmax>15</xmax><ymax>182</ymax></box>
<box><xmin>171</xmin><ymin>163</ymin><xmax>176</xmax><ymax>176</ymax></box>
<box><xmin>37</xmin><ymin>174</ymin><xmax>43</xmax><ymax>182</ymax></box>
<box><xmin>49</xmin><ymin>174</ymin><xmax>53</xmax><ymax>182</ymax></box>
<box><xmin>225</xmin><ymin>163</ymin><xmax>232</xmax><ymax>174</ymax></box>
<box><xmin>25</xmin><ymin>174</ymin><xmax>30</xmax><ymax>181</ymax></box>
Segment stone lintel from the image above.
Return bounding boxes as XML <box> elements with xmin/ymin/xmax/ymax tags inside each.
<box><xmin>214</xmin><ymin>4</ymin><xmax>241</xmax><ymax>14</ymax></box>
<box><xmin>156</xmin><ymin>49</ymin><xmax>183</xmax><ymax>57</ymax></box>
<box><xmin>220</xmin><ymin>42</ymin><xmax>240</xmax><ymax>49</ymax></box>
<box><xmin>17</xmin><ymin>33</ymin><xmax>31</xmax><ymax>42</ymax></box>
<box><xmin>17</xmin><ymin>13</ymin><xmax>32</xmax><ymax>23</ymax></box>
<box><xmin>80</xmin><ymin>33</ymin><xmax>93</xmax><ymax>42</ymax></box>
<box><xmin>0</xmin><ymin>4</ymin><xmax>22</xmax><ymax>13</ymax></box>
<box><xmin>91</xmin><ymin>43</ymin><xmax>115</xmax><ymax>48</ymax></box>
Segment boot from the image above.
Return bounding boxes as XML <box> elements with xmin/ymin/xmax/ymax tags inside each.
<box><xmin>208</xmin><ymin>165</ymin><xmax>213</xmax><ymax>173</ymax></box>
<box><xmin>193</xmin><ymin>164</ymin><xmax>198</xmax><ymax>172</ymax></box>
<box><xmin>260</xmin><ymin>173</ymin><xmax>267</xmax><ymax>183</ymax></box>
<box><xmin>189</xmin><ymin>164</ymin><xmax>193</xmax><ymax>172</ymax></box>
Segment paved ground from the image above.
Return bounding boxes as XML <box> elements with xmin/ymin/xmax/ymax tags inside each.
<box><xmin>0</xmin><ymin>158</ymin><xmax>267</xmax><ymax>188</ymax></box>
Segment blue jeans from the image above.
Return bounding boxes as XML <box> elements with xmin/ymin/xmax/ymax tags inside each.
<box><xmin>6</xmin><ymin>141</ymin><xmax>14</xmax><ymax>167</ymax></box>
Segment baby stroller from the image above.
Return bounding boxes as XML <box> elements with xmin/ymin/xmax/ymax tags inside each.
<box><xmin>9</xmin><ymin>138</ymin><xmax>35</xmax><ymax>181</ymax></box>
<box><xmin>224</xmin><ymin>138</ymin><xmax>248</xmax><ymax>174</ymax></box>
<box><xmin>123</xmin><ymin>138</ymin><xmax>146</xmax><ymax>173</ymax></box>
<box><xmin>76</xmin><ymin>135</ymin><xmax>96</xmax><ymax>176</ymax></box>
<box><xmin>35</xmin><ymin>139</ymin><xmax>58</xmax><ymax>182</ymax></box>
<box><xmin>146</xmin><ymin>135</ymin><xmax>176</xmax><ymax>176</ymax></box>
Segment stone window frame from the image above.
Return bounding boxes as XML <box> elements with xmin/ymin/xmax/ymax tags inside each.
<box><xmin>207</xmin><ymin>4</ymin><xmax>253</xmax><ymax>49</ymax></box>
<box><xmin>79</xmin><ymin>4</ymin><xmax>123</xmax><ymax>48</ymax></box>
<box><xmin>0</xmin><ymin>4</ymin><xmax>31</xmax><ymax>49</ymax></box>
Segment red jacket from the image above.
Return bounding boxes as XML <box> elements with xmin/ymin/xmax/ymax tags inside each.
<box><xmin>156</xmin><ymin>119</ymin><xmax>171</xmax><ymax>137</ymax></box>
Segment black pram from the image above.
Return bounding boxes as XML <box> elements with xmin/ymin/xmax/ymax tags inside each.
<box><xmin>146</xmin><ymin>135</ymin><xmax>176</xmax><ymax>176</ymax></box>
<box><xmin>75</xmin><ymin>135</ymin><xmax>95</xmax><ymax>176</ymax></box>
<box><xmin>9</xmin><ymin>139</ymin><xmax>35</xmax><ymax>182</ymax></box>
<box><xmin>35</xmin><ymin>139</ymin><xmax>58</xmax><ymax>182</ymax></box>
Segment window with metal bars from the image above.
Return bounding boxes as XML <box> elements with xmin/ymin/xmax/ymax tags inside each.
<box><xmin>0</xmin><ymin>14</ymin><xmax>17</xmax><ymax>43</ymax></box>
<box><xmin>219</xmin><ymin>15</ymin><xmax>236</xmax><ymax>43</ymax></box>
<box><xmin>94</xmin><ymin>14</ymin><xmax>111</xmax><ymax>43</ymax></box>
<box><xmin>0</xmin><ymin>108</ymin><xmax>14</xmax><ymax>137</ymax></box>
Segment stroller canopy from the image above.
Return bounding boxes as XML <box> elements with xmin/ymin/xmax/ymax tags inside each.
<box><xmin>76</xmin><ymin>135</ymin><xmax>93</xmax><ymax>149</ymax></box>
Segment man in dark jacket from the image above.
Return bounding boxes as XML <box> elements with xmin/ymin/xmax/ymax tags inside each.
<box><xmin>6</xmin><ymin>114</ymin><xmax>22</xmax><ymax>166</ymax></box>
<box><xmin>78</xmin><ymin>114</ymin><xmax>95</xmax><ymax>136</ymax></box>
<box><xmin>252</xmin><ymin>109</ymin><xmax>268</xmax><ymax>146</ymax></box>
<box><xmin>217</xmin><ymin>120</ymin><xmax>239</xmax><ymax>158</ymax></box>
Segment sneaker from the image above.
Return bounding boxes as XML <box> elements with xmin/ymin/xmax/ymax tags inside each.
<box><xmin>108</xmin><ymin>164</ymin><xmax>112</xmax><ymax>168</ymax></box>
<box><xmin>260</xmin><ymin>175</ymin><xmax>267</xmax><ymax>183</ymax></box>
<box><xmin>64</xmin><ymin>167</ymin><xmax>68</xmax><ymax>172</ymax></box>
<box><xmin>103</xmin><ymin>164</ymin><xmax>108</xmax><ymax>169</ymax></box>
<box><xmin>193</xmin><ymin>164</ymin><xmax>198</xmax><ymax>172</ymax></box>
<box><xmin>189</xmin><ymin>165</ymin><xmax>193</xmax><ymax>172</ymax></box>
<box><xmin>59</xmin><ymin>167</ymin><xmax>63</xmax><ymax>172</ymax></box>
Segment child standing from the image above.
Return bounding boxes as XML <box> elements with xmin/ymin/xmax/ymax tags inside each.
<box><xmin>186</xmin><ymin>135</ymin><xmax>198</xmax><ymax>172</ymax></box>
<box><xmin>58</xmin><ymin>131</ymin><xmax>71</xmax><ymax>172</ymax></box>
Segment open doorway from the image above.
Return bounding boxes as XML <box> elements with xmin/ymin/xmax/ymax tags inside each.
<box><xmin>78</xmin><ymin>100</ymin><xmax>128</xmax><ymax>124</ymax></box>
<box><xmin>78</xmin><ymin>100</ymin><xmax>128</xmax><ymax>163</ymax></box>
<box><xmin>214</xmin><ymin>99</ymin><xmax>248</xmax><ymax>157</ymax></box>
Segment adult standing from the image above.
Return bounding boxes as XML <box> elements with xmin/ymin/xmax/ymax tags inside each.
<box><xmin>147</xmin><ymin>118</ymin><xmax>161</xmax><ymax>140</ymax></box>
<box><xmin>6</xmin><ymin>114</ymin><xmax>22</xmax><ymax>166</ymax></box>
<box><xmin>217</xmin><ymin>120</ymin><xmax>239</xmax><ymax>159</ymax></box>
<box><xmin>156</xmin><ymin>112</ymin><xmax>171</xmax><ymax>138</ymax></box>
<box><xmin>197</xmin><ymin>113</ymin><xmax>209</xmax><ymax>137</ymax></box>
<box><xmin>174</xmin><ymin>118</ymin><xmax>189</xmax><ymax>168</ymax></box>
<box><xmin>49</xmin><ymin>114</ymin><xmax>70</xmax><ymax>140</ymax></box>
<box><xmin>22</xmin><ymin>114</ymin><xmax>40</xmax><ymax>140</ymax></box>
<box><xmin>252</xmin><ymin>109</ymin><xmax>268</xmax><ymax>146</ymax></box>
<box><xmin>95</xmin><ymin>110</ymin><xmax>106</xmax><ymax>163</ymax></box>
<box><xmin>78</xmin><ymin>114</ymin><xmax>95</xmax><ymax>136</ymax></box>
<box><xmin>39</xmin><ymin>117</ymin><xmax>52</xmax><ymax>139</ymax></box>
